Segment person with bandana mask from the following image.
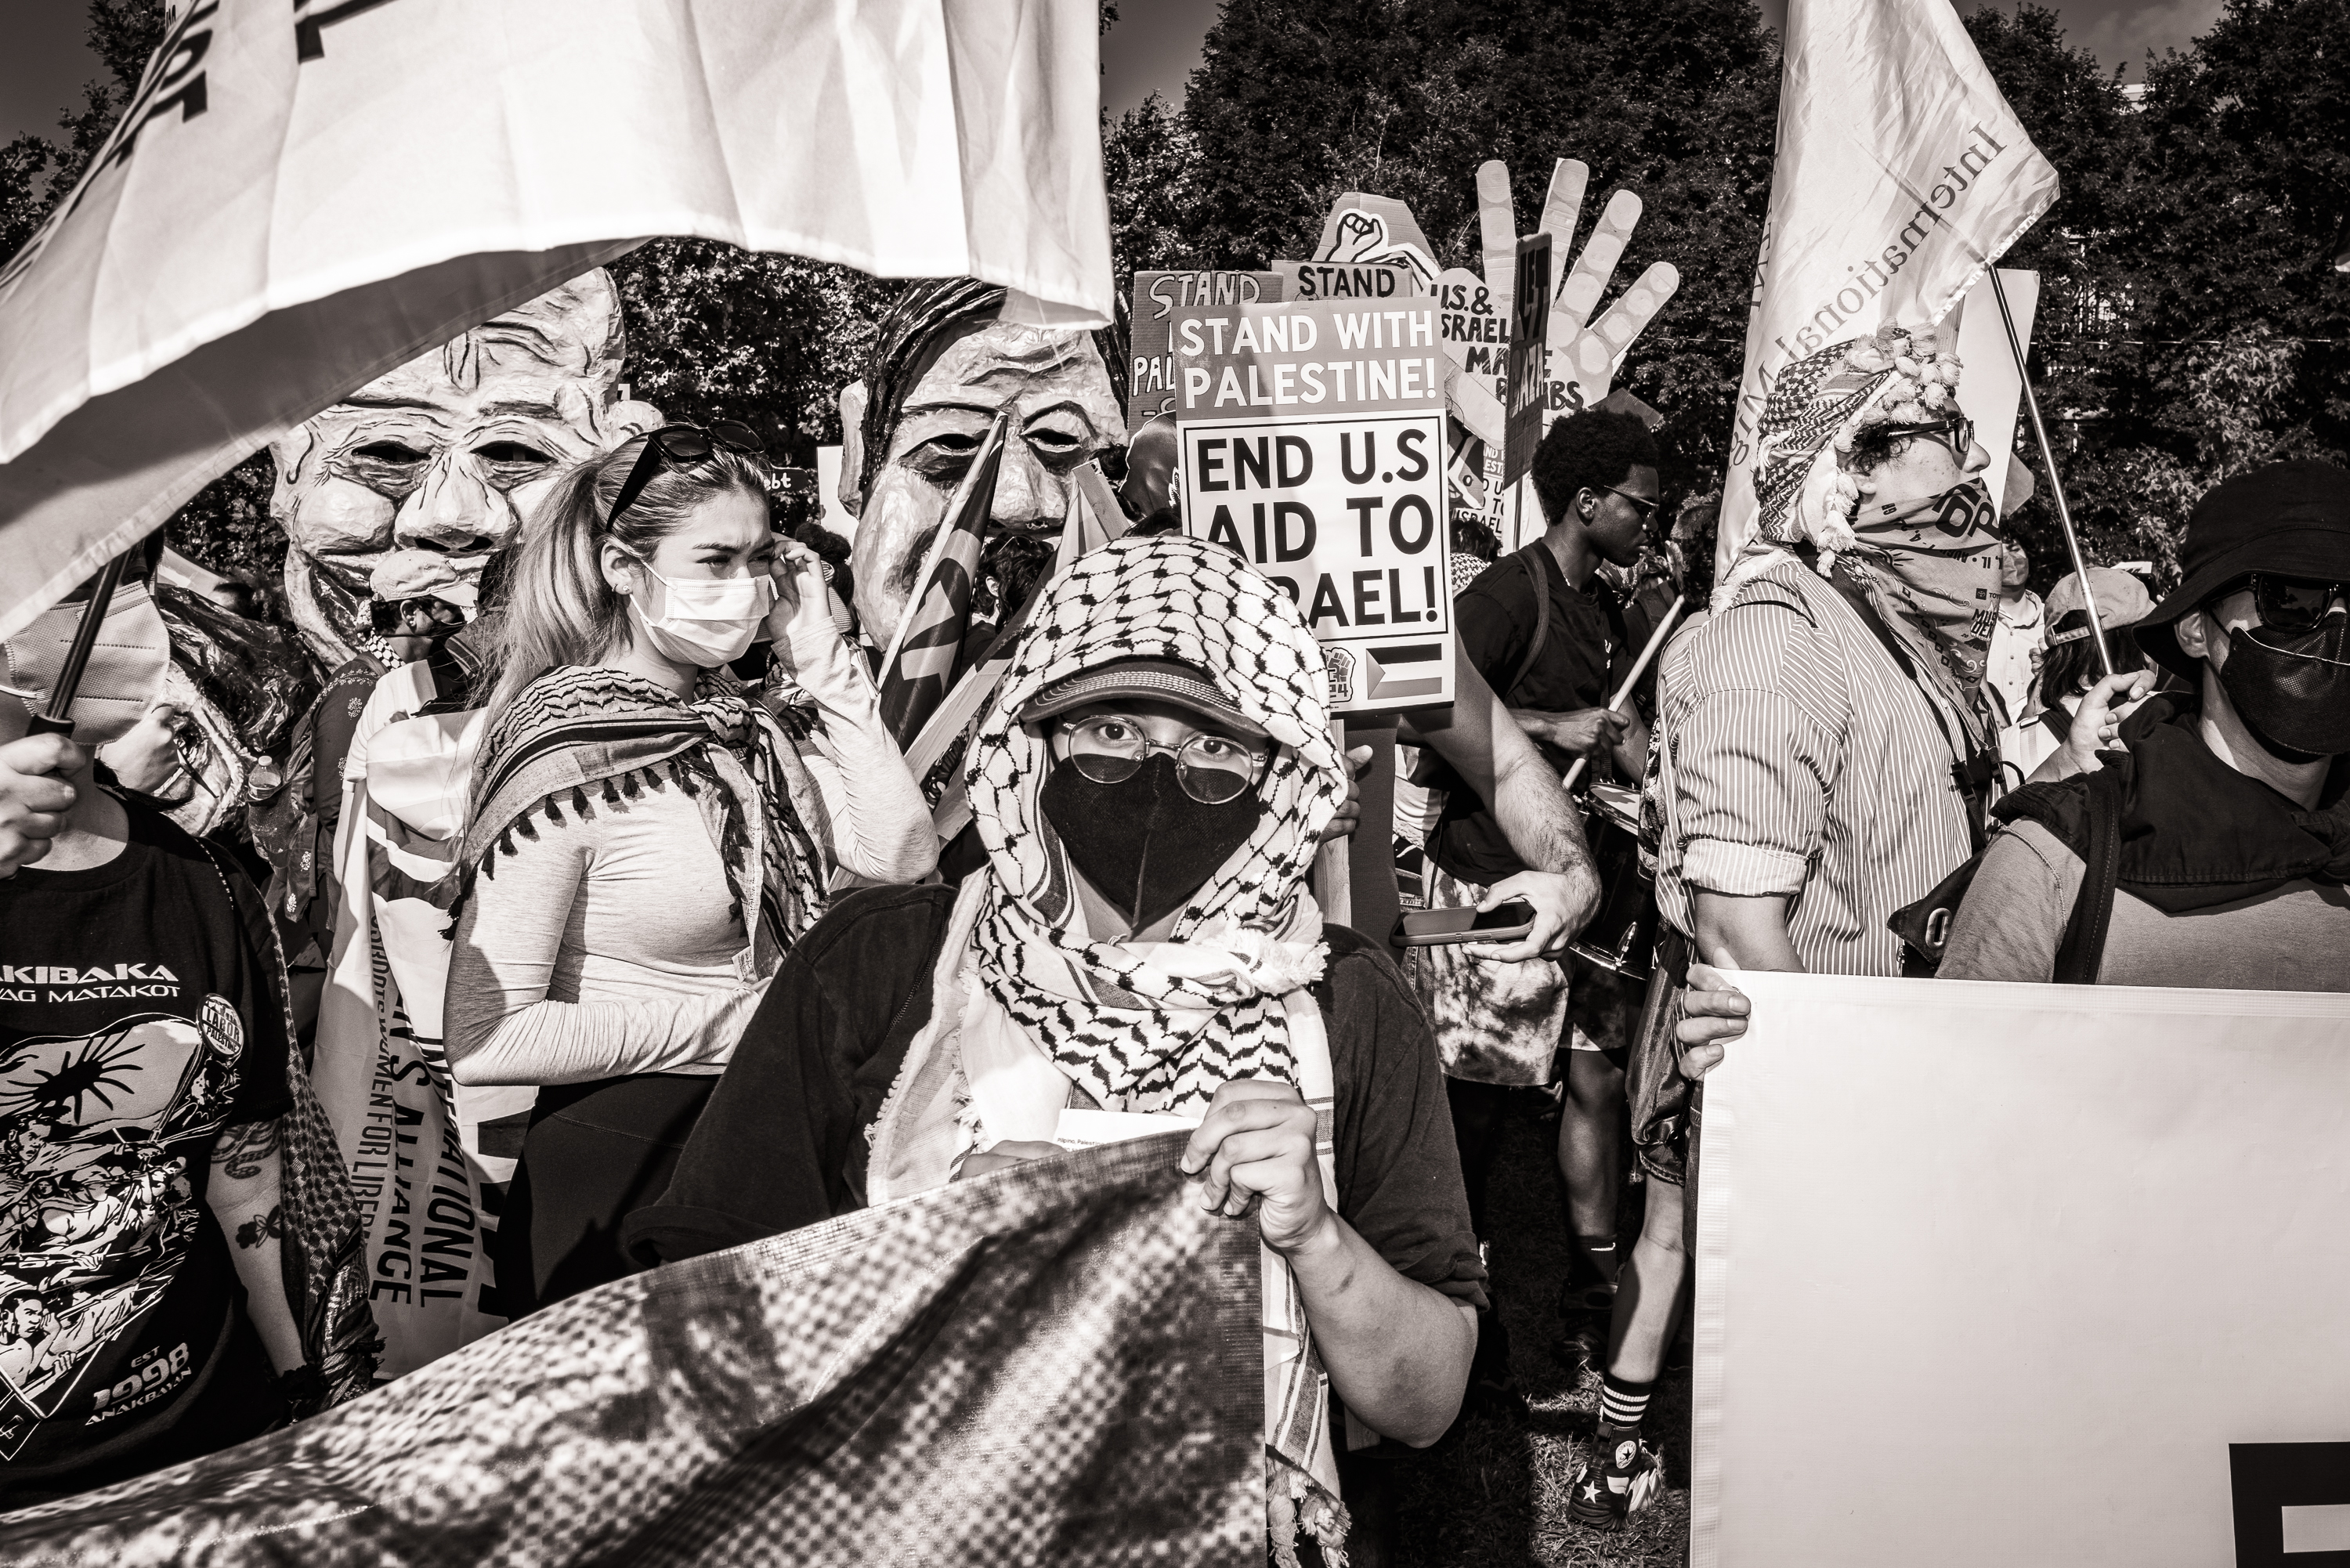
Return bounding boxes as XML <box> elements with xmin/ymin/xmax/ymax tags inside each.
<box><xmin>628</xmin><ymin>536</ymin><xmax>1487</xmax><ymax>1564</ymax></box>
<box><xmin>1570</xmin><ymin>322</ymin><xmax>2003</xmax><ymax>1531</ymax></box>
<box><xmin>443</xmin><ymin>425</ymin><xmax>936</xmax><ymax>1319</ymax></box>
<box><xmin>0</xmin><ymin>556</ymin><xmax>378</xmax><ymax>1505</ymax></box>
<box><xmin>1932</xmin><ymin>461</ymin><xmax>2350</xmax><ymax>985</ymax></box>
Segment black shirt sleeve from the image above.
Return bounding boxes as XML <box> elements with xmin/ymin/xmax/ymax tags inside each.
<box><xmin>624</xmin><ymin>885</ymin><xmax>954</xmax><ymax>1266</ymax></box>
<box><xmin>1321</xmin><ymin>927</ymin><xmax>1488</xmax><ymax>1312</ymax></box>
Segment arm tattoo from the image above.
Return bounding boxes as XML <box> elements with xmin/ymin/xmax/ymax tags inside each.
<box><xmin>211</xmin><ymin>1115</ymin><xmax>282</xmax><ymax>1182</ymax></box>
<box><xmin>234</xmin><ymin>1204</ymin><xmax>285</xmax><ymax>1250</ymax></box>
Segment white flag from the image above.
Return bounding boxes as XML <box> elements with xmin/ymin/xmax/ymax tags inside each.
<box><xmin>1716</xmin><ymin>0</ymin><xmax>2058</xmax><ymax>571</ymax></box>
<box><xmin>0</xmin><ymin>0</ymin><xmax>1113</xmax><ymax>638</ymax></box>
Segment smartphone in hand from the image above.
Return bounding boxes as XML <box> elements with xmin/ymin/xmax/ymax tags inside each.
<box><xmin>1394</xmin><ymin>901</ymin><xmax>1537</xmax><ymax>947</ymax></box>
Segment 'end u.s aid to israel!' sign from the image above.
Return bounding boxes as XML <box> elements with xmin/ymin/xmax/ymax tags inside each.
<box><xmin>1168</xmin><ymin>299</ymin><xmax>1453</xmax><ymax>714</ymax></box>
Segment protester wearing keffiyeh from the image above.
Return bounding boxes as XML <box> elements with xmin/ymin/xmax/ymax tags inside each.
<box><xmin>1726</xmin><ymin>320</ymin><xmax>2005</xmax><ymax>736</ymax></box>
<box><xmin>634</xmin><ymin>535</ymin><xmax>1486</xmax><ymax>1568</ymax></box>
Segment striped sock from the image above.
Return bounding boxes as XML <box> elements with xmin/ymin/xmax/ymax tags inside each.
<box><xmin>1599</xmin><ymin>1373</ymin><xmax>1653</xmax><ymax>1434</ymax></box>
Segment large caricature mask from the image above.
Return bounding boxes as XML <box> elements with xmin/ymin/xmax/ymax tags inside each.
<box><xmin>839</xmin><ymin>282</ymin><xmax>1126</xmax><ymax>644</ymax></box>
<box><xmin>269</xmin><ymin>269</ymin><xmax>660</xmax><ymax>667</ymax></box>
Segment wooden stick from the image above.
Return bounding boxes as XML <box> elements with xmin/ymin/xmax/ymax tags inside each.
<box><xmin>1312</xmin><ymin>715</ymin><xmax>1353</xmax><ymax>927</ymax></box>
<box><xmin>1560</xmin><ymin>594</ymin><xmax>1683</xmax><ymax>793</ymax></box>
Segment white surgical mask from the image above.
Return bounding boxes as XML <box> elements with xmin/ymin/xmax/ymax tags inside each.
<box><xmin>0</xmin><ymin>577</ymin><xmax>173</xmax><ymax>745</ymax></box>
<box><xmin>627</xmin><ymin>565</ymin><xmax>776</xmax><ymax>668</ymax></box>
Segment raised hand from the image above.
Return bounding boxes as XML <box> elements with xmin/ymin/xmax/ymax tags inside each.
<box><xmin>1531</xmin><ymin>159</ymin><xmax>1680</xmax><ymax>421</ymax></box>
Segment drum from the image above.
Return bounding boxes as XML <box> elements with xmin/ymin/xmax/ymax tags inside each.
<box><xmin>1568</xmin><ymin>782</ymin><xmax>1661</xmax><ymax>979</ymax></box>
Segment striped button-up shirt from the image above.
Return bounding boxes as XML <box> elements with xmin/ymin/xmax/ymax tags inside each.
<box><xmin>1654</xmin><ymin>560</ymin><xmax>1974</xmax><ymax>978</ymax></box>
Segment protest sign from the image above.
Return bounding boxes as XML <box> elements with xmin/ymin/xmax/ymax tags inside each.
<box><xmin>1433</xmin><ymin>266</ymin><xmax>1520</xmax><ymax>545</ymax></box>
<box><xmin>1272</xmin><ymin>259</ymin><xmax>1422</xmax><ymax>303</ymax></box>
<box><xmin>1312</xmin><ymin>192</ymin><xmax>1441</xmax><ymax>288</ymax></box>
<box><xmin>1167</xmin><ymin>299</ymin><xmax>1453</xmax><ymax>714</ymax></box>
<box><xmin>1693</xmin><ymin>971</ymin><xmax>2350</xmax><ymax>1568</ymax></box>
<box><xmin>1501</xmin><ymin>233</ymin><xmax>1553</xmax><ymax>488</ymax></box>
<box><xmin>0</xmin><ymin>0</ymin><xmax>1113</xmax><ymax>640</ymax></box>
<box><xmin>1127</xmin><ymin>271</ymin><xmax>1285</xmax><ymax>431</ymax></box>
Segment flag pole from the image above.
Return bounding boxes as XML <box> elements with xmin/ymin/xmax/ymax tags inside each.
<box><xmin>27</xmin><ymin>553</ymin><xmax>131</xmax><ymax>738</ymax></box>
<box><xmin>1988</xmin><ymin>270</ymin><xmax>2110</xmax><ymax>678</ymax></box>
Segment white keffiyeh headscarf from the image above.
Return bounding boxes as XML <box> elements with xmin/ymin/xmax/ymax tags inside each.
<box><xmin>967</xmin><ymin>534</ymin><xmax>1350</xmax><ymax>1118</ymax></box>
<box><xmin>865</xmin><ymin>535</ymin><xmax>1358</xmax><ymax>1561</ymax></box>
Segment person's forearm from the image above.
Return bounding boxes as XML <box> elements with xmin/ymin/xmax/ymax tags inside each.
<box><xmin>1492</xmin><ymin>733</ymin><xmax>1595</xmax><ymax>878</ymax></box>
<box><xmin>1690</xmin><ymin>890</ymin><xmax>1805</xmax><ymax>972</ymax></box>
<box><xmin>450</xmin><ymin>983</ymin><xmax>764</xmax><ymax>1086</ymax></box>
<box><xmin>207</xmin><ymin>1123</ymin><xmax>305</xmax><ymax>1374</ymax></box>
<box><xmin>785</xmin><ymin>630</ymin><xmax>938</xmax><ymax>884</ymax></box>
<box><xmin>1286</xmin><ymin>1213</ymin><xmax>1477</xmax><ymax>1447</ymax></box>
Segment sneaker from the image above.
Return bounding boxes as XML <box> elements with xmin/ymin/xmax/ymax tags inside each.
<box><xmin>1568</xmin><ymin>1429</ymin><xmax>1665</xmax><ymax>1529</ymax></box>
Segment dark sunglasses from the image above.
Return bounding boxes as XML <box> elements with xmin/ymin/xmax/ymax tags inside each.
<box><xmin>2247</xmin><ymin>573</ymin><xmax>2349</xmax><ymax>634</ymax></box>
<box><xmin>606</xmin><ymin>421</ymin><xmax>765</xmax><ymax>526</ymax></box>
<box><xmin>1600</xmin><ymin>485</ymin><xmax>1660</xmax><ymax>520</ymax></box>
<box><xmin>1878</xmin><ymin>416</ymin><xmax>1976</xmax><ymax>460</ymax></box>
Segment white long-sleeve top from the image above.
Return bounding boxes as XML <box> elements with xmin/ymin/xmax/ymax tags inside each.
<box><xmin>445</xmin><ymin>627</ymin><xmax>935</xmax><ymax>1088</ymax></box>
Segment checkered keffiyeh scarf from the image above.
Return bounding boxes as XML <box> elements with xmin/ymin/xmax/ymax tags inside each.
<box><xmin>964</xmin><ymin>536</ymin><xmax>1349</xmax><ymax>1118</ymax></box>
<box><xmin>458</xmin><ymin>666</ymin><xmax>826</xmax><ymax>965</ymax></box>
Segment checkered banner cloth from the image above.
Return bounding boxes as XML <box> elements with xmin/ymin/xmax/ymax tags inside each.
<box><xmin>0</xmin><ymin>1133</ymin><xmax>1264</xmax><ymax>1566</ymax></box>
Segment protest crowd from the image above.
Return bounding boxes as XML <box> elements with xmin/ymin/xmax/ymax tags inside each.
<box><xmin>0</xmin><ymin>1</ymin><xmax>2342</xmax><ymax>1563</ymax></box>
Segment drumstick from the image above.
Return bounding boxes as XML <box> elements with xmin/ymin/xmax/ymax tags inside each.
<box><xmin>1560</xmin><ymin>594</ymin><xmax>1683</xmax><ymax>793</ymax></box>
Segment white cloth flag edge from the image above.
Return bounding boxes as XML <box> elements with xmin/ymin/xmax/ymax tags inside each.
<box><xmin>0</xmin><ymin>0</ymin><xmax>1113</xmax><ymax>637</ymax></box>
<box><xmin>1714</xmin><ymin>0</ymin><xmax>2059</xmax><ymax>572</ymax></box>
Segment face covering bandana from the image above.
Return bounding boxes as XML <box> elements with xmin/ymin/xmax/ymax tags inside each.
<box><xmin>1039</xmin><ymin>753</ymin><xmax>1266</xmax><ymax>934</ymax></box>
<box><xmin>0</xmin><ymin>577</ymin><xmax>172</xmax><ymax>745</ymax></box>
<box><xmin>1844</xmin><ymin>479</ymin><xmax>2006</xmax><ymax>692</ymax></box>
<box><xmin>628</xmin><ymin>565</ymin><xmax>776</xmax><ymax>669</ymax></box>
<box><xmin>2218</xmin><ymin>609</ymin><xmax>2350</xmax><ymax>760</ymax></box>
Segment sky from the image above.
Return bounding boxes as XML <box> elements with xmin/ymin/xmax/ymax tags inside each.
<box><xmin>3</xmin><ymin>0</ymin><xmax>2228</xmax><ymax>146</ymax></box>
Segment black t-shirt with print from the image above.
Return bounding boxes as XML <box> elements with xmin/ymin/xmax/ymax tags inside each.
<box><xmin>0</xmin><ymin>802</ymin><xmax>291</xmax><ymax>1494</ymax></box>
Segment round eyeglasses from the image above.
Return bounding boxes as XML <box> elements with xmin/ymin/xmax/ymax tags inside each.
<box><xmin>1057</xmin><ymin>714</ymin><xmax>1269</xmax><ymax>804</ymax></box>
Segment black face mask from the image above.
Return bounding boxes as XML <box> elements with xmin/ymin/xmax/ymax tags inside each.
<box><xmin>2218</xmin><ymin>613</ymin><xmax>2350</xmax><ymax>761</ymax></box>
<box><xmin>1039</xmin><ymin>753</ymin><xmax>1265</xmax><ymax>932</ymax></box>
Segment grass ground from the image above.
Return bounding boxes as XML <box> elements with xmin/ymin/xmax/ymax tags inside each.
<box><xmin>1386</xmin><ymin>1090</ymin><xmax>1690</xmax><ymax>1568</ymax></box>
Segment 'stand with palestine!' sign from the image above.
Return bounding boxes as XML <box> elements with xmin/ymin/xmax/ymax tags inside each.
<box><xmin>1167</xmin><ymin>298</ymin><xmax>1453</xmax><ymax>714</ymax></box>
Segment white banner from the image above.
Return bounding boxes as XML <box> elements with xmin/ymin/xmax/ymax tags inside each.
<box><xmin>0</xmin><ymin>0</ymin><xmax>1112</xmax><ymax>638</ymax></box>
<box><xmin>1694</xmin><ymin>971</ymin><xmax>2350</xmax><ymax>1567</ymax></box>
<box><xmin>1716</xmin><ymin>0</ymin><xmax>2059</xmax><ymax>572</ymax></box>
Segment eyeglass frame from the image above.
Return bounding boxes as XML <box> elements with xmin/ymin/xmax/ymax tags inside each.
<box><xmin>1598</xmin><ymin>484</ymin><xmax>1661</xmax><ymax>520</ymax></box>
<box><xmin>1874</xmin><ymin>415</ymin><xmax>1977</xmax><ymax>462</ymax></box>
<box><xmin>1050</xmin><ymin>713</ymin><xmax>1273</xmax><ymax>804</ymax></box>
<box><xmin>605</xmin><ymin>421</ymin><xmax>766</xmax><ymax>527</ymax></box>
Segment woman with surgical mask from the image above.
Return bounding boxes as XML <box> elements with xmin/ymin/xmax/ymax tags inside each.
<box><xmin>445</xmin><ymin>424</ymin><xmax>935</xmax><ymax>1317</ymax></box>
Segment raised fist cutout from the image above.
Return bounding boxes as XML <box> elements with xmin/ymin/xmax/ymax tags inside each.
<box><xmin>1328</xmin><ymin>210</ymin><xmax>1390</xmax><ymax>265</ymax></box>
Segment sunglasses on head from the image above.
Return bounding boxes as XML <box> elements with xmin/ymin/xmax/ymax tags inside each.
<box><xmin>606</xmin><ymin>421</ymin><xmax>765</xmax><ymax>526</ymax></box>
<box><xmin>2246</xmin><ymin>573</ymin><xmax>2349</xmax><ymax>635</ymax></box>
